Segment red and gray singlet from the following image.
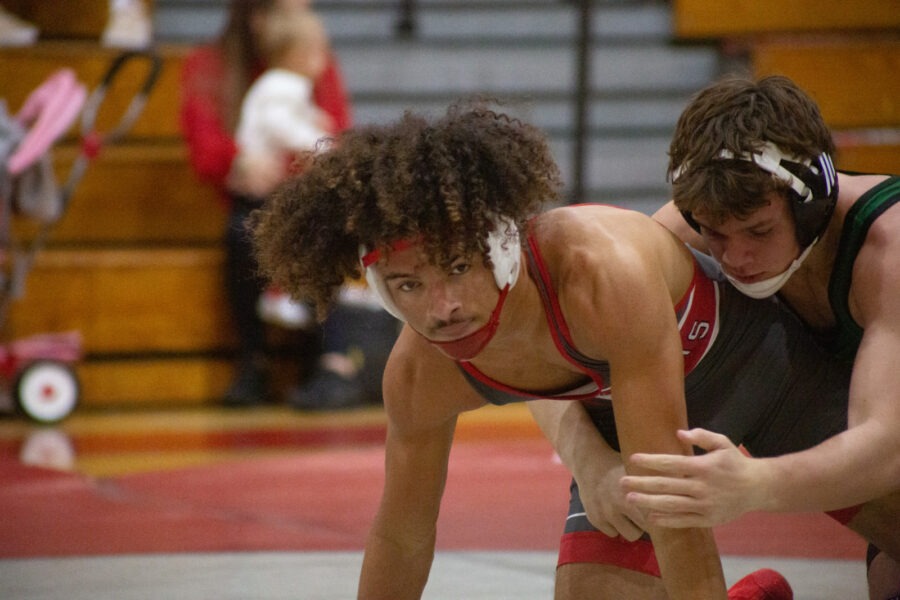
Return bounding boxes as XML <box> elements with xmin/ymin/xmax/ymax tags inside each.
<box><xmin>459</xmin><ymin>232</ymin><xmax>720</xmax><ymax>405</ymax></box>
<box><xmin>456</xmin><ymin>232</ymin><xmax>853</xmax><ymax>575</ymax></box>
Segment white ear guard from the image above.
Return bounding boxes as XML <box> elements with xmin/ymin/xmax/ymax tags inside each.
<box><xmin>359</xmin><ymin>216</ymin><xmax>522</xmax><ymax>321</ymax></box>
<box><xmin>486</xmin><ymin>215</ymin><xmax>521</xmax><ymax>290</ymax></box>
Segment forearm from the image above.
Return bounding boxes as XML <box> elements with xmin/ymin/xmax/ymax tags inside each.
<box><xmin>528</xmin><ymin>400</ymin><xmax>621</xmax><ymax>485</ymax></box>
<box><xmin>652</xmin><ymin>526</ymin><xmax>727</xmax><ymax>600</ymax></box>
<box><xmin>358</xmin><ymin>528</ymin><xmax>434</xmax><ymax>600</ymax></box>
<box><xmin>757</xmin><ymin>421</ymin><xmax>900</xmax><ymax>512</ymax></box>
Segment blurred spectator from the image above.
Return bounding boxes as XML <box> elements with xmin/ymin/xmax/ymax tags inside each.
<box><xmin>181</xmin><ymin>0</ymin><xmax>396</xmax><ymax>410</ymax></box>
<box><xmin>0</xmin><ymin>1</ymin><xmax>152</xmax><ymax>48</ymax></box>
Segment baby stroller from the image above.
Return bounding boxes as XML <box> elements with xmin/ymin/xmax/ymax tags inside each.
<box><xmin>0</xmin><ymin>50</ymin><xmax>161</xmax><ymax>424</ymax></box>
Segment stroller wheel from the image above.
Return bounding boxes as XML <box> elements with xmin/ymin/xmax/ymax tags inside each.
<box><xmin>15</xmin><ymin>361</ymin><xmax>80</xmax><ymax>424</ymax></box>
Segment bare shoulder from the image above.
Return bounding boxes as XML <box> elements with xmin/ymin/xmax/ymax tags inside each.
<box><xmin>534</xmin><ymin>205</ymin><xmax>657</xmax><ymax>269</ymax></box>
<box><xmin>531</xmin><ymin>205</ymin><xmax>692</xmax><ymax>355</ymax></box>
<box><xmin>381</xmin><ymin>326</ymin><xmax>486</xmax><ymax>435</ymax></box>
<box><xmin>532</xmin><ymin>205</ymin><xmax>693</xmax><ymax>301</ymax></box>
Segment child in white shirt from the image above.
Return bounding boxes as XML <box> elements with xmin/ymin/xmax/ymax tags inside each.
<box><xmin>235</xmin><ymin>8</ymin><xmax>332</xmax><ymax>184</ymax></box>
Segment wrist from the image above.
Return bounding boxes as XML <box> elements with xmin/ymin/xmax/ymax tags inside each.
<box><xmin>749</xmin><ymin>457</ymin><xmax>780</xmax><ymax>512</ymax></box>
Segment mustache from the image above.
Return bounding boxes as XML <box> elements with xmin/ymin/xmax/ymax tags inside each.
<box><xmin>431</xmin><ymin>316</ymin><xmax>469</xmax><ymax>331</ymax></box>
<box><xmin>429</xmin><ymin>317</ymin><xmax>469</xmax><ymax>333</ymax></box>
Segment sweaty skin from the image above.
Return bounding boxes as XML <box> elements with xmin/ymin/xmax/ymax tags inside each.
<box><xmin>358</xmin><ymin>205</ymin><xmax>729</xmax><ymax>600</ymax></box>
<box><xmin>620</xmin><ymin>176</ymin><xmax>900</xmax><ymax>558</ymax></box>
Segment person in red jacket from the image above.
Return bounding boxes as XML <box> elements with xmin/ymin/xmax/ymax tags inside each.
<box><xmin>180</xmin><ymin>0</ymin><xmax>363</xmax><ymax>408</ymax></box>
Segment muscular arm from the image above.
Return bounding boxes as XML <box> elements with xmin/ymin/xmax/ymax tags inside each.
<box><xmin>754</xmin><ymin>223</ymin><xmax>900</xmax><ymax>511</ymax></box>
<box><xmin>563</xmin><ymin>231</ymin><xmax>727</xmax><ymax>599</ymax></box>
<box><xmin>358</xmin><ymin>330</ymin><xmax>483</xmax><ymax>599</ymax></box>
<box><xmin>604</xmin><ymin>282</ymin><xmax>725</xmax><ymax>600</ymax></box>
<box><xmin>624</xmin><ymin>211</ymin><xmax>900</xmax><ymax>524</ymax></box>
<box><xmin>358</xmin><ymin>415</ymin><xmax>456</xmax><ymax>599</ymax></box>
<box><xmin>527</xmin><ymin>400</ymin><xmax>645</xmax><ymax>540</ymax></box>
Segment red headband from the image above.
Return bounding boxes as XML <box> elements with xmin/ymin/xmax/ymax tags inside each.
<box><xmin>360</xmin><ymin>238</ymin><xmax>418</xmax><ymax>268</ymax></box>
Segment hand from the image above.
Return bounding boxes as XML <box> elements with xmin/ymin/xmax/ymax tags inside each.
<box><xmin>228</xmin><ymin>154</ymin><xmax>285</xmax><ymax>198</ymax></box>
<box><xmin>620</xmin><ymin>428</ymin><xmax>769</xmax><ymax>528</ymax></box>
<box><xmin>313</xmin><ymin>107</ymin><xmax>336</xmax><ymax>135</ymax></box>
<box><xmin>577</xmin><ymin>459</ymin><xmax>647</xmax><ymax>541</ymax></box>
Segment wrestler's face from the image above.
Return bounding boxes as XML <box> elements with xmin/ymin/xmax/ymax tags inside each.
<box><xmin>377</xmin><ymin>244</ymin><xmax>500</xmax><ymax>341</ymax></box>
<box><xmin>693</xmin><ymin>193</ymin><xmax>801</xmax><ymax>285</ymax></box>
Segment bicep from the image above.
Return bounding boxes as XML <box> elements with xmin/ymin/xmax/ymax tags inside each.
<box><xmin>600</xmin><ymin>273</ymin><xmax>691</xmax><ymax>467</ymax></box>
<box><xmin>848</xmin><ymin>324</ymin><xmax>900</xmax><ymax>428</ymax></box>
<box><xmin>850</xmin><ymin>236</ymin><xmax>900</xmax><ymax>427</ymax></box>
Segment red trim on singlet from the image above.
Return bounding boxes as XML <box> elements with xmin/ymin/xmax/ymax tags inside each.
<box><xmin>458</xmin><ymin>232</ymin><xmax>721</xmax><ymax>401</ymax></box>
<box><xmin>675</xmin><ymin>259</ymin><xmax>719</xmax><ymax>374</ymax></box>
<box><xmin>558</xmin><ymin>531</ymin><xmax>661</xmax><ymax>577</ymax></box>
<box><xmin>457</xmin><ymin>361</ymin><xmax>601</xmax><ymax>401</ymax></box>
<box><xmin>826</xmin><ymin>504</ymin><xmax>863</xmax><ymax>526</ymax></box>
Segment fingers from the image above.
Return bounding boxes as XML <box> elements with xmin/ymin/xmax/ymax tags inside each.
<box><xmin>627</xmin><ymin>429</ymin><xmax>736</xmax><ymax>475</ymax></box>
<box><xmin>591</xmin><ymin>514</ymin><xmax>644</xmax><ymax>542</ymax></box>
<box><xmin>628</xmin><ymin>452</ymin><xmax>696</xmax><ymax>476</ymax></box>
<box><xmin>624</xmin><ymin>492</ymin><xmax>713</xmax><ymax>529</ymax></box>
<box><xmin>620</xmin><ymin>474</ymin><xmax>699</xmax><ymax>496</ymax></box>
<box><xmin>677</xmin><ymin>428</ymin><xmax>734</xmax><ymax>453</ymax></box>
<box><xmin>616</xmin><ymin>518</ymin><xmax>645</xmax><ymax>542</ymax></box>
<box><xmin>644</xmin><ymin>511</ymin><xmax>711</xmax><ymax>529</ymax></box>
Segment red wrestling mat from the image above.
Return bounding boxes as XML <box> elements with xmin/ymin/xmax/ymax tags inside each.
<box><xmin>0</xmin><ymin>440</ymin><xmax>865</xmax><ymax>559</ymax></box>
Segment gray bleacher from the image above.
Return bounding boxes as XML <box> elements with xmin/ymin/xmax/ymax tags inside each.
<box><xmin>155</xmin><ymin>0</ymin><xmax>724</xmax><ymax>213</ymax></box>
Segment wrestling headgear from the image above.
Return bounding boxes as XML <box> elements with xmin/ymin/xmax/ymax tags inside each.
<box><xmin>359</xmin><ymin>215</ymin><xmax>521</xmax><ymax>321</ymax></box>
<box><xmin>677</xmin><ymin>142</ymin><xmax>838</xmax><ymax>299</ymax></box>
<box><xmin>679</xmin><ymin>141</ymin><xmax>838</xmax><ymax>249</ymax></box>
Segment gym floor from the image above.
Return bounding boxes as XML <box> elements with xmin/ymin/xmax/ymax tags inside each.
<box><xmin>0</xmin><ymin>403</ymin><xmax>868</xmax><ymax>599</ymax></box>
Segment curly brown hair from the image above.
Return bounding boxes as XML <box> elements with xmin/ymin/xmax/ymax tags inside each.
<box><xmin>668</xmin><ymin>74</ymin><xmax>835</xmax><ymax>225</ymax></box>
<box><xmin>249</xmin><ymin>102</ymin><xmax>562</xmax><ymax>315</ymax></box>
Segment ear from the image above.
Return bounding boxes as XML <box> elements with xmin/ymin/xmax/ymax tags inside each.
<box><xmin>487</xmin><ymin>216</ymin><xmax>521</xmax><ymax>289</ymax></box>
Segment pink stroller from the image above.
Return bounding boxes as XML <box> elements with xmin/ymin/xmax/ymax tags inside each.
<box><xmin>0</xmin><ymin>51</ymin><xmax>160</xmax><ymax>423</ymax></box>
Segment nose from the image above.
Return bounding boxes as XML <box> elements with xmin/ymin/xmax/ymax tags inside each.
<box><xmin>719</xmin><ymin>238</ymin><xmax>754</xmax><ymax>274</ymax></box>
<box><xmin>426</xmin><ymin>282</ymin><xmax>462</xmax><ymax>323</ymax></box>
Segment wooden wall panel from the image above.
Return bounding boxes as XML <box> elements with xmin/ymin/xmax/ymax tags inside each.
<box><xmin>673</xmin><ymin>0</ymin><xmax>900</xmax><ymax>39</ymax></box>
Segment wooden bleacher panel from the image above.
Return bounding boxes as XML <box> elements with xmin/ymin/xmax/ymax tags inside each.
<box><xmin>78</xmin><ymin>353</ymin><xmax>315</xmax><ymax>409</ymax></box>
<box><xmin>1</xmin><ymin>0</ymin><xmax>155</xmax><ymax>40</ymax></box>
<box><xmin>5</xmin><ymin>248</ymin><xmax>233</xmax><ymax>355</ymax></box>
<box><xmin>13</xmin><ymin>144</ymin><xmax>224</xmax><ymax>245</ymax></box>
<box><xmin>835</xmin><ymin>144</ymin><xmax>900</xmax><ymax>176</ymax></box>
<box><xmin>672</xmin><ymin>0</ymin><xmax>900</xmax><ymax>39</ymax></box>
<box><xmin>1</xmin><ymin>43</ymin><xmax>187</xmax><ymax>139</ymax></box>
<box><xmin>77</xmin><ymin>357</ymin><xmax>234</xmax><ymax>408</ymax></box>
<box><xmin>751</xmin><ymin>37</ymin><xmax>900</xmax><ymax>130</ymax></box>
<box><xmin>2</xmin><ymin>40</ymin><xmax>250</xmax><ymax>408</ymax></box>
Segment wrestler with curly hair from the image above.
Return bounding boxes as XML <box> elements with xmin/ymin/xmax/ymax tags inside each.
<box><xmin>252</xmin><ymin>104</ymin><xmax>558</xmax><ymax>314</ymax></box>
<box><xmin>250</xmin><ymin>104</ymin><xmax>851</xmax><ymax>599</ymax></box>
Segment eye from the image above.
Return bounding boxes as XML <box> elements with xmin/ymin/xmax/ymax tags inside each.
<box><xmin>749</xmin><ymin>228</ymin><xmax>773</xmax><ymax>239</ymax></box>
<box><xmin>393</xmin><ymin>279</ymin><xmax>419</xmax><ymax>293</ymax></box>
<box><xmin>449</xmin><ymin>262</ymin><xmax>470</xmax><ymax>276</ymax></box>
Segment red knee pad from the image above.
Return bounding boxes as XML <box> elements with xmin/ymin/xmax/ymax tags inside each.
<box><xmin>558</xmin><ymin>531</ymin><xmax>660</xmax><ymax>577</ymax></box>
<box><xmin>728</xmin><ymin>568</ymin><xmax>793</xmax><ymax>600</ymax></box>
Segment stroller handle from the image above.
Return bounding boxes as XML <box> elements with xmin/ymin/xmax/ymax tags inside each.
<box><xmin>78</xmin><ymin>50</ymin><xmax>163</xmax><ymax>148</ymax></box>
<box><xmin>62</xmin><ymin>50</ymin><xmax>163</xmax><ymax>204</ymax></box>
